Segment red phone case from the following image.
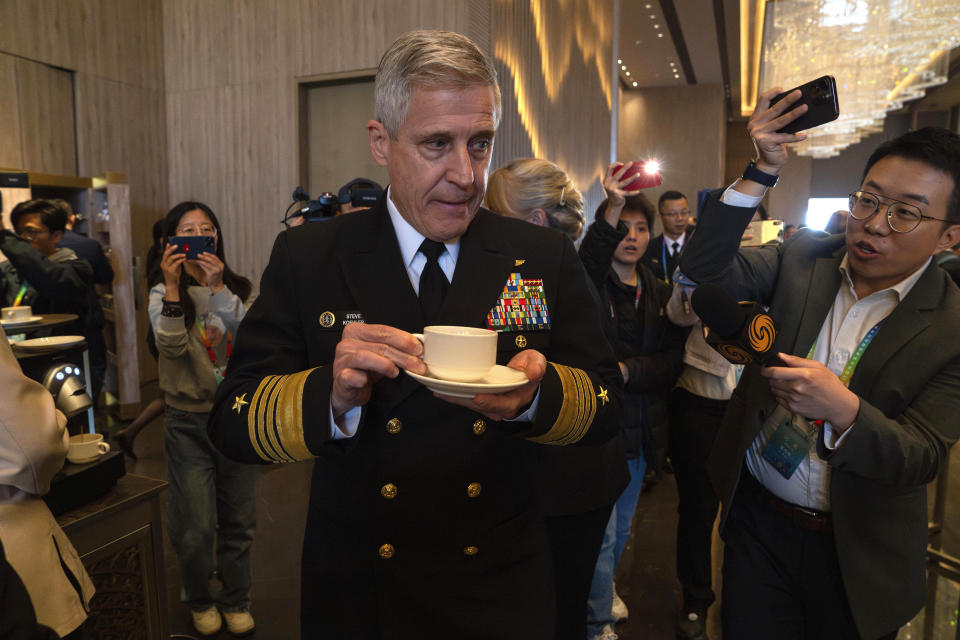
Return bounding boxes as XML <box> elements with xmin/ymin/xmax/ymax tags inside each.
<box><xmin>614</xmin><ymin>162</ymin><xmax>662</xmax><ymax>190</ymax></box>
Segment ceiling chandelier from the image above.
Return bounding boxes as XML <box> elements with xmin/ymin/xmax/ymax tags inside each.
<box><xmin>759</xmin><ymin>0</ymin><xmax>960</xmax><ymax>158</ymax></box>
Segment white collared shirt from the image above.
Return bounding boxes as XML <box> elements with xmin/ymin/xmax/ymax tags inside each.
<box><xmin>664</xmin><ymin>232</ymin><xmax>686</xmax><ymax>256</ymax></box>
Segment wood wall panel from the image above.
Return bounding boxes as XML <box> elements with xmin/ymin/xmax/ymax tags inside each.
<box><xmin>16</xmin><ymin>57</ymin><xmax>76</xmax><ymax>176</ymax></box>
<box><xmin>619</xmin><ymin>84</ymin><xmax>727</xmax><ymax>229</ymax></box>
<box><xmin>489</xmin><ymin>0</ymin><xmax>614</xmax><ymax>229</ymax></box>
<box><xmin>0</xmin><ymin>0</ymin><xmax>164</xmax><ymax>90</ymax></box>
<box><xmin>0</xmin><ymin>54</ymin><xmax>24</xmax><ymax>168</ymax></box>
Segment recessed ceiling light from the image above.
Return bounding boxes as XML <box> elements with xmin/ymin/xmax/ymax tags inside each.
<box><xmin>657</xmin><ymin>33</ymin><xmax>664</xmax><ymax>37</ymax></box>
<box><xmin>649</xmin><ymin>14</ymin><xmax>656</xmax><ymax>18</ymax></box>
<box><xmin>635</xmin><ymin>40</ymin><xmax>641</xmax><ymax>45</ymax></box>
<box><xmin>621</xmin><ymin>65</ymin><xmax>627</xmax><ymax>70</ymax></box>
<box><xmin>653</xmin><ymin>24</ymin><xmax>660</xmax><ymax>29</ymax></box>
<box><xmin>674</xmin><ymin>74</ymin><xmax>680</xmax><ymax>79</ymax></box>
<box><xmin>625</xmin><ymin>71</ymin><xmax>630</xmax><ymax>76</ymax></box>
<box><xmin>618</xmin><ymin>58</ymin><xmax>622</xmax><ymax>64</ymax></box>
<box><xmin>632</xmin><ymin>81</ymin><xmax>639</xmax><ymax>87</ymax></box>
<box><xmin>645</xmin><ymin>3</ymin><xmax>652</xmax><ymax>7</ymax></box>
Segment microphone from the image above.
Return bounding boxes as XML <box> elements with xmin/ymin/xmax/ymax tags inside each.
<box><xmin>690</xmin><ymin>283</ymin><xmax>780</xmax><ymax>366</ymax></box>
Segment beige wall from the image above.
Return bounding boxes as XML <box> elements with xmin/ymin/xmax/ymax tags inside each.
<box><xmin>489</xmin><ymin>0</ymin><xmax>614</xmax><ymax>226</ymax></box>
<box><xmin>164</xmin><ymin>0</ymin><xmax>491</xmax><ymax>286</ymax></box>
<box><xmin>619</xmin><ymin>84</ymin><xmax>726</xmax><ymax>227</ymax></box>
<box><xmin>0</xmin><ymin>0</ymin><xmax>168</xmax><ymax>382</ymax></box>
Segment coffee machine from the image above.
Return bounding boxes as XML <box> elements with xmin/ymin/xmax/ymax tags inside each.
<box><xmin>15</xmin><ymin>342</ymin><xmax>125</xmax><ymax>515</ymax></box>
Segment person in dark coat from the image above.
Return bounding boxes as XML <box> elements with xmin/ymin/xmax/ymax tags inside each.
<box><xmin>207</xmin><ymin>30</ymin><xmax>623</xmax><ymax>640</ymax></box>
<box><xmin>580</xmin><ymin>162</ymin><xmax>686</xmax><ymax>639</ymax></box>
<box><xmin>54</xmin><ymin>199</ymin><xmax>114</xmax><ymax>286</ymax></box>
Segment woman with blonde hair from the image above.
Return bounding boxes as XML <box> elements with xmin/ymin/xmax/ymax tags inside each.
<box><xmin>486</xmin><ymin>158</ymin><xmax>627</xmax><ymax>640</ymax></box>
<box><xmin>486</xmin><ymin>158</ymin><xmax>586</xmax><ymax>241</ymax></box>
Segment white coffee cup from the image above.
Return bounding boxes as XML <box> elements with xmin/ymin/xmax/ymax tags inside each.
<box><xmin>412</xmin><ymin>326</ymin><xmax>497</xmax><ymax>382</ymax></box>
<box><xmin>67</xmin><ymin>433</ymin><xmax>111</xmax><ymax>464</ymax></box>
<box><xmin>2</xmin><ymin>306</ymin><xmax>31</xmax><ymax>322</ymax></box>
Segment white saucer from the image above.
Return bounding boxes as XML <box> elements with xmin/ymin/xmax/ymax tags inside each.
<box><xmin>67</xmin><ymin>453</ymin><xmax>103</xmax><ymax>465</ymax></box>
<box><xmin>0</xmin><ymin>316</ymin><xmax>43</xmax><ymax>328</ymax></box>
<box><xmin>405</xmin><ymin>365</ymin><xmax>529</xmax><ymax>398</ymax></box>
<box><xmin>13</xmin><ymin>335</ymin><xmax>86</xmax><ymax>351</ymax></box>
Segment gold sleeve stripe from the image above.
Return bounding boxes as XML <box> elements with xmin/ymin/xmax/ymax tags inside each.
<box><xmin>528</xmin><ymin>362</ymin><xmax>597</xmax><ymax>446</ymax></box>
<box><xmin>247</xmin><ymin>369</ymin><xmax>318</xmax><ymax>462</ymax></box>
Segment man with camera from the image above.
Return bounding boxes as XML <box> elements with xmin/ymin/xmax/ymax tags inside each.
<box><xmin>209</xmin><ymin>30</ymin><xmax>622</xmax><ymax>639</ymax></box>
<box><xmin>679</xmin><ymin>88</ymin><xmax>960</xmax><ymax>639</ymax></box>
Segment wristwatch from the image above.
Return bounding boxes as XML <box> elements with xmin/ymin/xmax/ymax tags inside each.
<box><xmin>742</xmin><ymin>161</ymin><xmax>779</xmax><ymax>188</ymax></box>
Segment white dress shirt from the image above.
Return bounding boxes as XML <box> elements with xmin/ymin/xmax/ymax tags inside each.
<box><xmin>721</xmin><ymin>181</ymin><xmax>930</xmax><ymax>509</ymax></box>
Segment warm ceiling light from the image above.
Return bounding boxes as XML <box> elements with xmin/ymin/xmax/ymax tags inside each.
<box><xmin>653</xmin><ymin>24</ymin><xmax>660</xmax><ymax>29</ymax></box>
<box><xmin>618</xmin><ymin>58</ymin><xmax>622</xmax><ymax>64</ymax></box>
<box><xmin>645</xmin><ymin>3</ymin><xmax>652</xmax><ymax>7</ymax></box>
<box><xmin>632</xmin><ymin>81</ymin><xmax>638</xmax><ymax>87</ymax></box>
<box><xmin>625</xmin><ymin>71</ymin><xmax>630</xmax><ymax>76</ymax></box>
<box><xmin>657</xmin><ymin>33</ymin><xmax>664</xmax><ymax>37</ymax></box>
<box><xmin>621</xmin><ymin>65</ymin><xmax>627</xmax><ymax>70</ymax></box>
<box><xmin>649</xmin><ymin>14</ymin><xmax>656</xmax><ymax>18</ymax></box>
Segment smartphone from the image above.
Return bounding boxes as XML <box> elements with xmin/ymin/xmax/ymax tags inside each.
<box><xmin>613</xmin><ymin>160</ymin><xmax>662</xmax><ymax>190</ymax></box>
<box><xmin>169</xmin><ymin>235</ymin><xmax>215</xmax><ymax>259</ymax></box>
<box><xmin>740</xmin><ymin>220</ymin><xmax>784</xmax><ymax>247</ymax></box>
<box><xmin>770</xmin><ymin>75</ymin><xmax>839</xmax><ymax>134</ymax></box>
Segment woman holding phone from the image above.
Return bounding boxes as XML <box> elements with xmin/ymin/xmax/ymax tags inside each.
<box><xmin>148</xmin><ymin>202</ymin><xmax>256</xmax><ymax>637</ymax></box>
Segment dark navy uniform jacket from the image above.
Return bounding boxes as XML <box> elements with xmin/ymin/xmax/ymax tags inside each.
<box><xmin>208</xmin><ymin>199</ymin><xmax>623</xmax><ymax>639</ymax></box>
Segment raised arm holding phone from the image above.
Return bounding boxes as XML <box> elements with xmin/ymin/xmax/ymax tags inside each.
<box><xmin>680</xmin><ymin>85</ymin><xmax>960</xmax><ymax>640</ymax></box>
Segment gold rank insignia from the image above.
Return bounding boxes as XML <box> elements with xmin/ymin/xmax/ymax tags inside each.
<box><xmin>597</xmin><ymin>387</ymin><xmax>610</xmax><ymax>406</ymax></box>
<box><xmin>515</xmin><ymin>259</ymin><xmax>526</xmax><ymax>266</ymax></box>
<box><xmin>232</xmin><ymin>393</ymin><xmax>249</xmax><ymax>414</ymax></box>
<box><xmin>319</xmin><ymin>311</ymin><xmax>336</xmax><ymax>328</ymax></box>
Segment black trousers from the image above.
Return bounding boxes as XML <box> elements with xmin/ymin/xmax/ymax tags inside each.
<box><xmin>544</xmin><ymin>504</ymin><xmax>613</xmax><ymax>640</ymax></box>
<box><xmin>722</xmin><ymin>472</ymin><xmax>899</xmax><ymax>640</ymax></box>
<box><xmin>667</xmin><ymin>386</ymin><xmax>726</xmax><ymax>609</ymax></box>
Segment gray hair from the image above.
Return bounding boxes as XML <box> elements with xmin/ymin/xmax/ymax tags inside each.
<box><xmin>375</xmin><ymin>30</ymin><xmax>502</xmax><ymax>139</ymax></box>
<box><xmin>485</xmin><ymin>158</ymin><xmax>585</xmax><ymax>241</ymax></box>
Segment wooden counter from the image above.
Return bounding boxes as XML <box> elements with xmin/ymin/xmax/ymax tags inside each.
<box><xmin>57</xmin><ymin>473</ymin><xmax>168</xmax><ymax>640</ymax></box>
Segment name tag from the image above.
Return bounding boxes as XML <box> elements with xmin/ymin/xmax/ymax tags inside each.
<box><xmin>486</xmin><ymin>272</ymin><xmax>551</xmax><ymax>333</ymax></box>
<box><xmin>761</xmin><ymin>416</ymin><xmax>814</xmax><ymax>480</ymax></box>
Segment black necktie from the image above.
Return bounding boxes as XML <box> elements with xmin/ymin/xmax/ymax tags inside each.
<box><xmin>419</xmin><ymin>239</ymin><xmax>449</xmax><ymax>325</ymax></box>
<box><xmin>671</xmin><ymin>241</ymin><xmax>680</xmax><ymax>257</ymax></box>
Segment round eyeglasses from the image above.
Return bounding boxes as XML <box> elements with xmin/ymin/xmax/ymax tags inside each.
<box><xmin>848</xmin><ymin>191</ymin><xmax>950</xmax><ymax>234</ymax></box>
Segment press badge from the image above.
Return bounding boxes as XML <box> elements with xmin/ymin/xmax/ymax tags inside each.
<box><xmin>213</xmin><ymin>365</ymin><xmax>226</xmax><ymax>386</ymax></box>
<box><xmin>761</xmin><ymin>415</ymin><xmax>814</xmax><ymax>480</ymax></box>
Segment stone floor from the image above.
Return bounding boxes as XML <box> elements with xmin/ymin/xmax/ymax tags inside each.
<box><xmin>109</xmin><ymin>382</ymin><xmax>960</xmax><ymax>640</ymax></box>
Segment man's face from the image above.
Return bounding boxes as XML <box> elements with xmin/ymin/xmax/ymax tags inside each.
<box><xmin>847</xmin><ymin>155</ymin><xmax>960</xmax><ymax>295</ymax></box>
<box><xmin>659</xmin><ymin>197</ymin><xmax>689</xmax><ymax>238</ymax></box>
<box><xmin>612</xmin><ymin>210</ymin><xmax>651</xmax><ymax>268</ymax></box>
<box><xmin>368</xmin><ymin>85</ymin><xmax>496</xmax><ymax>241</ymax></box>
<box><xmin>16</xmin><ymin>213</ymin><xmax>61</xmax><ymax>256</ymax></box>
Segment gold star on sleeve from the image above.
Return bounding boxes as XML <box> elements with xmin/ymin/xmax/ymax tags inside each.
<box><xmin>232</xmin><ymin>393</ymin><xmax>249</xmax><ymax>414</ymax></box>
<box><xmin>597</xmin><ymin>387</ymin><xmax>610</xmax><ymax>406</ymax></box>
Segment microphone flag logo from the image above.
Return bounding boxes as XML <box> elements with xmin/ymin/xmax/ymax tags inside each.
<box><xmin>748</xmin><ymin>314</ymin><xmax>776</xmax><ymax>352</ymax></box>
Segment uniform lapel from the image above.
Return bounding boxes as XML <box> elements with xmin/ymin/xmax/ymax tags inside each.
<box><xmin>847</xmin><ymin>263</ymin><xmax>941</xmax><ymax>393</ymax></box>
<box><xmin>435</xmin><ymin>209</ymin><xmax>517</xmax><ymax>327</ymax></box>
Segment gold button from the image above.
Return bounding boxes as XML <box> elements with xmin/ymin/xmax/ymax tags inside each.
<box><xmin>381</xmin><ymin>483</ymin><xmax>398</xmax><ymax>500</ymax></box>
<box><xmin>463</xmin><ymin>545</ymin><xmax>479</xmax><ymax>556</ymax></box>
<box><xmin>379</xmin><ymin>543</ymin><xmax>395</xmax><ymax>559</ymax></box>
<box><xmin>515</xmin><ymin>334</ymin><xmax>527</xmax><ymax>348</ymax></box>
<box><xmin>466</xmin><ymin>482</ymin><xmax>482</xmax><ymax>498</ymax></box>
<box><xmin>386</xmin><ymin>418</ymin><xmax>402</xmax><ymax>434</ymax></box>
<box><xmin>472</xmin><ymin>419</ymin><xmax>486</xmax><ymax>435</ymax></box>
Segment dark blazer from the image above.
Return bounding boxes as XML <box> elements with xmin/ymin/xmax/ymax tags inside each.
<box><xmin>209</xmin><ymin>199</ymin><xmax>623</xmax><ymax>639</ymax></box>
<box><xmin>640</xmin><ymin>228</ymin><xmax>692</xmax><ymax>283</ymax></box>
<box><xmin>680</xmin><ymin>191</ymin><xmax>960</xmax><ymax>640</ymax></box>
<box><xmin>58</xmin><ymin>229</ymin><xmax>114</xmax><ymax>285</ymax></box>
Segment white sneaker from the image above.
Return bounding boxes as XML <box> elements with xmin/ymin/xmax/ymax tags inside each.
<box><xmin>222</xmin><ymin>609</ymin><xmax>256</xmax><ymax>636</ymax></box>
<box><xmin>611</xmin><ymin>582</ymin><xmax>629</xmax><ymax>621</ymax></box>
<box><xmin>191</xmin><ymin>606</ymin><xmax>222</xmax><ymax>636</ymax></box>
<box><xmin>590</xmin><ymin>624</ymin><xmax>619</xmax><ymax>640</ymax></box>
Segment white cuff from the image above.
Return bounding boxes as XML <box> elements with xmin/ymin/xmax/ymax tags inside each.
<box><xmin>721</xmin><ymin>184</ymin><xmax>765</xmax><ymax>208</ymax></box>
<box><xmin>330</xmin><ymin>404</ymin><xmax>362</xmax><ymax>440</ymax></box>
<box><xmin>822</xmin><ymin>421</ymin><xmax>853</xmax><ymax>449</ymax></box>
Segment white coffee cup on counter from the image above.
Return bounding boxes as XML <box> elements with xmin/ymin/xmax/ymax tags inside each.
<box><xmin>2</xmin><ymin>306</ymin><xmax>31</xmax><ymax>322</ymax></box>
<box><xmin>412</xmin><ymin>326</ymin><xmax>497</xmax><ymax>382</ymax></box>
<box><xmin>67</xmin><ymin>433</ymin><xmax>111</xmax><ymax>464</ymax></box>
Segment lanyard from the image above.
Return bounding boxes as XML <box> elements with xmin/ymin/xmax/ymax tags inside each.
<box><xmin>660</xmin><ymin>239</ymin><xmax>670</xmax><ymax>284</ymax></box>
<box><xmin>194</xmin><ymin>316</ymin><xmax>232</xmax><ymax>367</ymax></box>
<box><xmin>806</xmin><ymin>319</ymin><xmax>884</xmax><ymax>387</ymax></box>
